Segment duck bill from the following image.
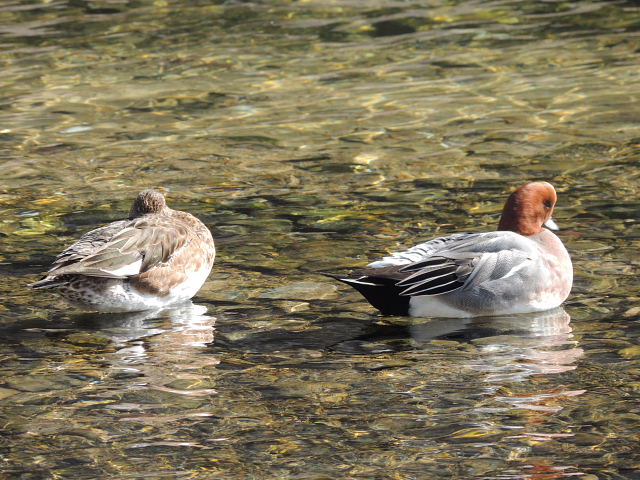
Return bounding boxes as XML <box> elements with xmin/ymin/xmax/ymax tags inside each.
<box><xmin>544</xmin><ymin>217</ymin><xmax>559</xmax><ymax>230</ymax></box>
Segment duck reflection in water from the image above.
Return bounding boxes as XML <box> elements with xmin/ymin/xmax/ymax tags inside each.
<box><xmin>76</xmin><ymin>301</ymin><xmax>216</xmax><ymax>362</ymax></box>
<box><xmin>68</xmin><ymin>301</ymin><xmax>220</xmax><ymax>427</ymax></box>
<box><xmin>404</xmin><ymin>306</ymin><xmax>586</xmax><ymax>474</ymax></box>
<box><xmin>409</xmin><ymin>307</ymin><xmax>583</xmax><ymax>384</ymax></box>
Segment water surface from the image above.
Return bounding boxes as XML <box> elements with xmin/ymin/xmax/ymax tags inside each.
<box><xmin>1</xmin><ymin>0</ymin><xmax>639</xmax><ymax>478</ymax></box>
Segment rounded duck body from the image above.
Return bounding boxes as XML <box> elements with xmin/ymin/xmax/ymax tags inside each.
<box><xmin>30</xmin><ymin>190</ymin><xmax>215</xmax><ymax>312</ymax></box>
<box><xmin>327</xmin><ymin>182</ymin><xmax>572</xmax><ymax>318</ymax></box>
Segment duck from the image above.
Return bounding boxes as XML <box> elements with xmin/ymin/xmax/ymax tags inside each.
<box><xmin>326</xmin><ymin>181</ymin><xmax>572</xmax><ymax>318</ymax></box>
<box><xmin>30</xmin><ymin>189</ymin><xmax>215</xmax><ymax>313</ymax></box>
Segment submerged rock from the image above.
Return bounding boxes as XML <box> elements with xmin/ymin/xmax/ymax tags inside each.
<box><xmin>259</xmin><ymin>281</ymin><xmax>338</xmax><ymax>300</ymax></box>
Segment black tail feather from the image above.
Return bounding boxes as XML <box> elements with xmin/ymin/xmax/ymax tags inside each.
<box><xmin>322</xmin><ymin>272</ymin><xmax>410</xmax><ymax>316</ymax></box>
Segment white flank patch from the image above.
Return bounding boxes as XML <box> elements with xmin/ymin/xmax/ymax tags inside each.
<box><xmin>408</xmin><ymin>293</ymin><xmax>564</xmax><ymax>318</ymax></box>
<box><xmin>409</xmin><ymin>297</ymin><xmax>473</xmax><ymax>318</ymax></box>
<box><xmin>100</xmin><ymin>258</ymin><xmax>143</xmax><ymax>277</ymax></box>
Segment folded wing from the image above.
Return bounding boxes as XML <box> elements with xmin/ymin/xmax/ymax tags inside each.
<box><xmin>34</xmin><ymin>217</ymin><xmax>191</xmax><ymax>285</ymax></box>
<box><xmin>329</xmin><ymin>231</ymin><xmax>539</xmax><ymax>314</ymax></box>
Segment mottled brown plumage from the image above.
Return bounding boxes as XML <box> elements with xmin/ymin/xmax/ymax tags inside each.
<box><xmin>31</xmin><ymin>190</ymin><xmax>216</xmax><ymax>312</ymax></box>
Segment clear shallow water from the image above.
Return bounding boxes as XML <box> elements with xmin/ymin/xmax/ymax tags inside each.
<box><xmin>1</xmin><ymin>0</ymin><xmax>639</xmax><ymax>478</ymax></box>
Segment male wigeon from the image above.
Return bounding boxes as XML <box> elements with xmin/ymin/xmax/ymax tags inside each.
<box><xmin>30</xmin><ymin>190</ymin><xmax>215</xmax><ymax>312</ymax></box>
<box><xmin>327</xmin><ymin>182</ymin><xmax>572</xmax><ymax>317</ymax></box>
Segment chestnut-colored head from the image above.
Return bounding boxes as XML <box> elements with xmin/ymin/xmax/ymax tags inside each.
<box><xmin>497</xmin><ymin>182</ymin><xmax>557</xmax><ymax>236</ymax></box>
<box><xmin>130</xmin><ymin>190</ymin><xmax>167</xmax><ymax>217</ymax></box>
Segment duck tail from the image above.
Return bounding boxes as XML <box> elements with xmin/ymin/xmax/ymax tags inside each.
<box><xmin>322</xmin><ymin>272</ymin><xmax>410</xmax><ymax>316</ymax></box>
<box><xmin>29</xmin><ymin>276</ymin><xmax>66</xmax><ymax>289</ymax></box>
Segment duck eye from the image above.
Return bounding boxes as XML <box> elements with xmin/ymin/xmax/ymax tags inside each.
<box><xmin>544</xmin><ymin>199</ymin><xmax>552</xmax><ymax>208</ymax></box>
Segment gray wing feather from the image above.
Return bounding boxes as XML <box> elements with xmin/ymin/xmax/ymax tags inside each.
<box><xmin>369</xmin><ymin>231</ymin><xmax>539</xmax><ymax>297</ymax></box>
